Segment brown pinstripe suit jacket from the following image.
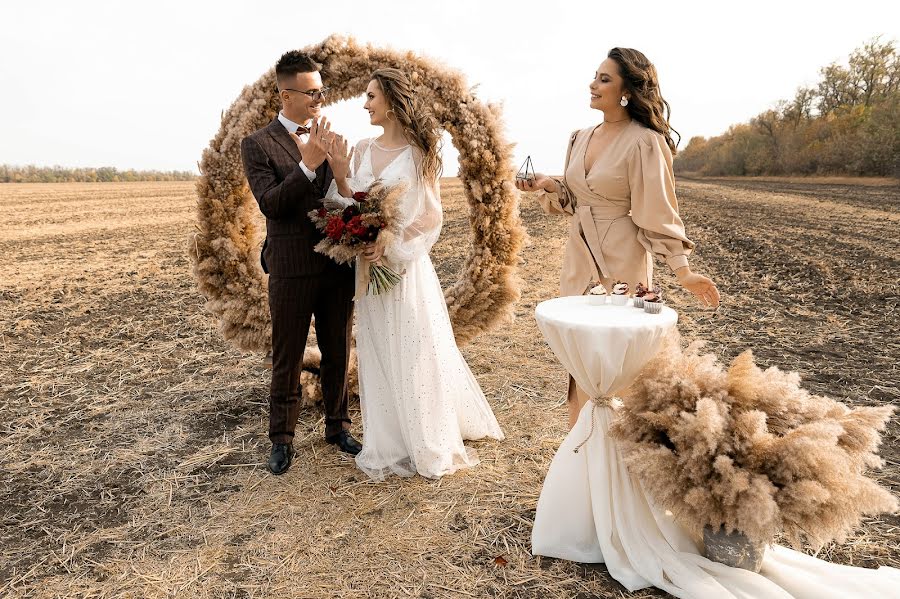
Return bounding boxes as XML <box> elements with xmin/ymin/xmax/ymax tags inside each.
<box><xmin>241</xmin><ymin>118</ymin><xmax>336</xmax><ymax>277</ymax></box>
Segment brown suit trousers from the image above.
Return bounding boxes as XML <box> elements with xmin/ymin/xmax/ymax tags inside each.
<box><xmin>241</xmin><ymin>118</ymin><xmax>355</xmax><ymax>443</ymax></box>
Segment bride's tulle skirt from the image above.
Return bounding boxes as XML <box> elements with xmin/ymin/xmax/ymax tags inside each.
<box><xmin>354</xmin><ymin>254</ymin><xmax>504</xmax><ymax>480</ymax></box>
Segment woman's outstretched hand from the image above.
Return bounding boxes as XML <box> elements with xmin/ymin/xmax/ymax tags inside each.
<box><xmin>327</xmin><ymin>135</ymin><xmax>354</xmax><ymax>181</ymax></box>
<box><xmin>514</xmin><ymin>172</ymin><xmax>556</xmax><ymax>194</ymax></box>
<box><xmin>675</xmin><ymin>267</ymin><xmax>720</xmax><ymax>308</ymax></box>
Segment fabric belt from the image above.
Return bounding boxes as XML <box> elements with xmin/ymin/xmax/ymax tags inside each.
<box><xmin>571</xmin><ymin>204</ymin><xmax>630</xmax><ymax>282</ymax></box>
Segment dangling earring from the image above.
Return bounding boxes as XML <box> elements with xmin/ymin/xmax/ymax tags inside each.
<box><xmin>386</xmin><ymin>109</ymin><xmax>396</xmax><ymax>120</ymax></box>
<box><xmin>620</xmin><ymin>96</ymin><xmax>629</xmax><ymax>107</ymax></box>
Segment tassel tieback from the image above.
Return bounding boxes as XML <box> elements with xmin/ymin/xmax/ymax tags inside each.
<box><xmin>572</xmin><ymin>396</ymin><xmax>614</xmax><ymax>454</ymax></box>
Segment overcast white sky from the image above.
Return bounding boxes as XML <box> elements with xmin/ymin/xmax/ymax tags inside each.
<box><xmin>2</xmin><ymin>1</ymin><xmax>897</xmax><ymax>174</ymax></box>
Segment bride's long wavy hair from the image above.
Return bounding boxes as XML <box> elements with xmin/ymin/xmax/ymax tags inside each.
<box><xmin>608</xmin><ymin>47</ymin><xmax>681</xmax><ymax>154</ymax></box>
<box><xmin>371</xmin><ymin>68</ymin><xmax>443</xmax><ymax>182</ymax></box>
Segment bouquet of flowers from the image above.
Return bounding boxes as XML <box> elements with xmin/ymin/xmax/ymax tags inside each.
<box><xmin>308</xmin><ymin>180</ymin><xmax>408</xmax><ymax>296</ymax></box>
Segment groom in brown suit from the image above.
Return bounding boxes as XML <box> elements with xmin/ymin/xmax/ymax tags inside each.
<box><xmin>241</xmin><ymin>51</ymin><xmax>361</xmax><ymax>475</ymax></box>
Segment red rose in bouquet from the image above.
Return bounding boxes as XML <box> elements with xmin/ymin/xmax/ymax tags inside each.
<box><xmin>346</xmin><ymin>215</ymin><xmax>369</xmax><ymax>238</ymax></box>
<box><xmin>308</xmin><ymin>180</ymin><xmax>409</xmax><ymax>296</ymax></box>
<box><xmin>324</xmin><ymin>216</ymin><xmax>345</xmax><ymax>241</ymax></box>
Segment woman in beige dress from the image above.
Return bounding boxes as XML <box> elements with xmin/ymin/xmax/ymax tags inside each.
<box><xmin>517</xmin><ymin>47</ymin><xmax>720</xmax><ymax>428</ymax></box>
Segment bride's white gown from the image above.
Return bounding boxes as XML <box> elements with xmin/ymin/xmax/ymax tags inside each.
<box><xmin>327</xmin><ymin>138</ymin><xmax>504</xmax><ymax>480</ymax></box>
<box><xmin>533</xmin><ymin>401</ymin><xmax>900</xmax><ymax>598</ymax></box>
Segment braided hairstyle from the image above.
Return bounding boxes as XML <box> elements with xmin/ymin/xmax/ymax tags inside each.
<box><xmin>371</xmin><ymin>68</ymin><xmax>443</xmax><ymax>181</ymax></box>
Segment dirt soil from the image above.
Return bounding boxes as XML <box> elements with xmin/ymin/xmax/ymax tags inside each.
<box><xmin>1</xmin><ymin>178</ymin><xmax>897</xmax><ymax>598</ymax></box>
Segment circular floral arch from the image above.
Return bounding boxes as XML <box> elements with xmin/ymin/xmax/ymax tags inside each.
<box><xmin>190</xmin><ymin>36</ymin><xmax>524</xmax><ymax>376</ymax></box>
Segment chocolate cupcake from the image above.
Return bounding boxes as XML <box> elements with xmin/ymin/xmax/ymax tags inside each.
<box><xmin>643</xmin><ymin>286</ymin><xmax>664</xmax><ymax>314</ymax></box>
<box><xmin>633</xmin><ymin>282</ymin><xmax>648</xmax><ymax>308</ymax></box>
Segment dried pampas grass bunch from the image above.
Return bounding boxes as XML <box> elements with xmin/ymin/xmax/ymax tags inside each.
<box><xmin>610</xmin><ymin>333</ymin><xmax>898</xmax><ymax>550</ymax></box>
<box><xmin>189</xmin><ymin>35</ymin><xmax>524</xmax><ymax>355</ymax></box>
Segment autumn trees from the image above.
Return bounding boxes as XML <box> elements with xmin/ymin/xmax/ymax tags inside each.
<box><xmin>0</xmin><ymin>164</ymin><xmax>195</xmax><ymax>183</ymax></box>
<box><xmin>676</xmin><ymin>37</ymin><xmax>900</xmax><ymax>177</ymax></box>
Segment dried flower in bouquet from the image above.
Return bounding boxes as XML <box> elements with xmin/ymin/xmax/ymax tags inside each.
<box><xmin>309</xmin><ymin>179</ymin><xmax>409</xmax><ymax>296</ymax></box>
<box><xmin>610</xmin><ymin>333</ymin><xmax>898</xmax><ymax>551</ymax></box>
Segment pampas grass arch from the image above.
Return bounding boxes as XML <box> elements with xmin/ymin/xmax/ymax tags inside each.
<box><xmin>190</xmin><ymin>36</ymin><xmax>525</xmax><ymax>401</ymax></box>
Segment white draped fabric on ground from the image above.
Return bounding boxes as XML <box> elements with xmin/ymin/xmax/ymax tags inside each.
<box><xmin>532</xmin><ymin>296</ymin><xmax>900</xmax><ymax>598</ymax></box>
<box><xmin>327</xmin><ymin>139</ymin><xmax>504</xmax><ymax>481</ymax></box>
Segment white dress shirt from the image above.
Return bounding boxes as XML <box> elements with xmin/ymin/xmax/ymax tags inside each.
<box><xmin>277</xmin><ymin>112</ymin><xmax>317</xmax><ymax>182</ymax></box>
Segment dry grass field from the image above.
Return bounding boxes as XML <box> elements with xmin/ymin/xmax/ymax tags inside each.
<box><xmin>1</xmin><ymin>178</ymin><xmax>898</xmax><ymax>598</ymax></box>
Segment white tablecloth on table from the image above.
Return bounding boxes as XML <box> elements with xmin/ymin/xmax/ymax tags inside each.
<box><xmin>531</xmin><ymin>296</ymin><xmax>900</xmax><ymax>599</ymax></box>
<box><xmin>534</xmin><ymin>296</ymin><xmax>677</xmax><ymax>402</ymax></box>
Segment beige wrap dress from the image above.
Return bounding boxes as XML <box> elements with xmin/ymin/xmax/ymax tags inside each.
<box><xmin>538</xmin><ymin>121</ymin><xmax>695</xmax><ymax>296</ymax></box>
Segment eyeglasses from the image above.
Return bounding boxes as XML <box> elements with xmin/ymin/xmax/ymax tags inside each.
<box><xmin>280</xmin><ymin>87</ymin><xmax>330</xmax><ymax>101</ymax></box>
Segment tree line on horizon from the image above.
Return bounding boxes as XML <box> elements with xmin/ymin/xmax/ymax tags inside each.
<box><xmin>675</xmin><ymin>37</ymin><xmax>900</xmax><ymax>178</ymax></box>
<box><xmin>0</xmin><ymin>164</ymin><xmax>197</xmax><ymax>183</ymax></box>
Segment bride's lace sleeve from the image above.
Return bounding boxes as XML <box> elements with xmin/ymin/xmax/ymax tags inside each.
<box><xmin>383</xmin><ymin>149</ymin><xmax>443</xmax><ymax>264</ymax></box>
<box><xmin>324</xmin><ymin>138</ymin><xmax>371</xmax><ymax>204</ymax></box>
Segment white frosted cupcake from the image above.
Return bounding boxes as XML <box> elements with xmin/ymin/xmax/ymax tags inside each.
<box><xmin>643</xmin><ymin>287</ymin><xmax>664</xmax><ymax>314</ymax></box>
<box><xmin>633</xmin><ymin>282</ymin><xmax>648</xmax><ymax>308</ymax></box>
<box><xmin>588</xmin><ymin>283</ymin><xmax>608</xmax><ymax>305</ymax></box>
<box><xmin>610</xmin><ymin>281</ymin><xmax>629</xmax><ymax>306</ymax></box>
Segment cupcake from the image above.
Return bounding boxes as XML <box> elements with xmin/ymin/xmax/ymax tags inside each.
<box><xmin>610</xmin><ymin>281</ymin><xmax>629</xmax><ymax>305</ymax></box>
<box><xmin>633</xmin><ymin>282</ymin><xmax>648</xmax><ymax>308</ymax></box>
<box><xmin>643</xmin><ymin>286</ymin><xmax>664</xmax><ymax>314</ymax></box>
<box><xmin>588</xmin><ymin>283</ymin><xmax>608</xmax><ymax>305</ymax></box>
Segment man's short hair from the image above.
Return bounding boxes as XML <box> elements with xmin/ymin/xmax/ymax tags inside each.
<box><xmin>275</xmin><ymin>51</ymin><xmax>321</xmax><ymax>88</ymax></box>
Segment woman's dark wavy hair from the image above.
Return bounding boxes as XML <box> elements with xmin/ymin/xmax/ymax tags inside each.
<box><xmin>608</xmin><ymin>47</ymin><xmax>681</xmax><ymax>154</ymax></box>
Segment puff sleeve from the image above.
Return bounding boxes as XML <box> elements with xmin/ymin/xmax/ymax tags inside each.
<box><xmin>382</xmin><ymin>149</ymin><xmax>442</xmax><ymax>264</ymax></box>
<box><xmin>628</xmin><ymin>131</ymin><xmax>695</xmax><ymax>271</ymax></box>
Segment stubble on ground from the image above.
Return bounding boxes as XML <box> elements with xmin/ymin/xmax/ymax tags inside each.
<box><xmin>0</xmin><ymin>178</ymin><xmax>897</xmax><ymax>598</ymax></box>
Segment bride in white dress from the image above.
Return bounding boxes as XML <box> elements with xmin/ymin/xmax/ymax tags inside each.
<box><xmin>324</xmin><ymin>68</ymin><xmax>504</xmax><ymax>480</ymax></box>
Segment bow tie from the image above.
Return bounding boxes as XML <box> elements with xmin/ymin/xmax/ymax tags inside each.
<box><xmin>295</xmin><ymin>125</ymin><xmax>310</xmax><ymax>135</ymax></box>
